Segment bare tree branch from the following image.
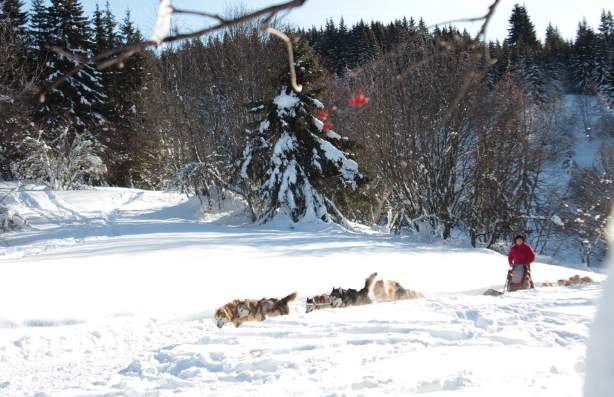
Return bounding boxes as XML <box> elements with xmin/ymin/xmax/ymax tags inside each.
<box><xmin>264</xmin><ymin>27</ymin><xmax>303</xmax><ymax>92</ymax></box>
<box><xmin>40</xmin><ymin>0</ymin><xmax>307</xmax><ymax>100</ymax></box>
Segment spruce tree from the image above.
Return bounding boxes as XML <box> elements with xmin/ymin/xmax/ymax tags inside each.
<box><xmin>1</xmin><ymin>0</ymin><xmax>30</xmax><ymax>90</ymax></box>
<box><xmin>543</xmin><ymin>24</ymin><xmax>569</xmax><ymax>87</ymax></box>
<box><xmin>103</xmin><ymin>9</ymin><xmax>147</xmax><ymax>185</ymax></box>
<box><xmin>39</xmin><ymin>0</ymin><xmax>107</xmax><ymax>131</ymax></box>
<box><xmin>506</xmin><ymin>4</ymin><xmax>539</xmax><ymax>52</ymax></box>
<box><xmin>572</xmin><ymin>20</ymin><xmax>599</xmax><ymax>94</ymax></box>
<box><xmin>28</xmin><ymin>0</ymin><xmax>49</xmax><ymax>64</ymax></box>
<box><xmin>92</xmin><ymin>4</ymin><xmax>106</xmax><ymax>53</ymax></box>
<box><xmin>240</xmin><ymin>39</ymin><xmax>364</xmax><ymax>223</ymax></box>
<box><xmin>599</xmin><ymin>9</ymin><xmax>614</xmax><ymax>47</ymax></box>
<box><xmin>505</xmin><ymin>4</ymin><xmax>544</xmax><ymax>99</ymax></box>
<box><xmin>1</xmin><ymin>0</ymin><xmax>27</xmax><ymax>38</ymax></box>
<box><xmin>596</xmin><ymin>10</ymin><xmax>614</xmax><ymax>104</ymax></box>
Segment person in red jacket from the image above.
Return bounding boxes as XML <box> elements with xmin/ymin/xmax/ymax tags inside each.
<box><xmin>507</xmin><ymin>235</ymin><xmax>536</xmax><ymax>290</ymax></box>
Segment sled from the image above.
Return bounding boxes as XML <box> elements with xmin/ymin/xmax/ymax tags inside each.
<box><xmin>507</xmin><ymin>264</ymin><xmax>534</xmax><ymax>292</ymax></box>
<box><xmin>483</xmin><ymin>264</ymin><xmax>534</xmax><ymax>296</ymax></box>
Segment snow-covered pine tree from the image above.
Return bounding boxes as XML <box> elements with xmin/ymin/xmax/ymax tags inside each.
<box><xmin>240</xmin><ymin>38</ymin><xmax>364</xmax><ymax>223</ymax></box>
<box><xmin>504</xmin><ymin>4</ymin><xmax>545</xmax><ymax>100</ymax></box>
<box><xmin>595</xmin><ymin>10</ymin><xmax>614</xmax><ymax>105</ymax></box>
<box><xmin>348</xmin><ymin>20</ymin><xmax>378</xmax><ymax>68</ymax></box>
<box><xmin>38</xmin><ymin>0</ymin><xmax>107</xmax><ymax>131</ymax></box>
<box><xmin>572</xmin><ymin>20</ymin><xmax>599</xmax><ymax>94</ymax></box>
<box><xmin>102</xmin><ymin>9</ymin><xmax>148</xmax><ymax>186</ymax></box>
<box><xmin>543</xmin><ymin>23</ymin><xmax>569</xmax><ymax>85</ymax></box>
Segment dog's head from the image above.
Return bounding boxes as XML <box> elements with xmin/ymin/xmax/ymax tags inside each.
<box><xmin>330</xmin><ymin>288</ymin><xmax>346</xmax><ymax>307</ymax></box>
<box><xmin>214</xmin><ymin>305</ymin><xmax>233</xmax><ymax>328</ymax></box>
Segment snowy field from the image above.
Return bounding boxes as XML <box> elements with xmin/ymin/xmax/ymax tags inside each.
<box><xmin>0</xmin><ymin>186</ymin><xmax>606</xmax><ymax>396</ymax></box>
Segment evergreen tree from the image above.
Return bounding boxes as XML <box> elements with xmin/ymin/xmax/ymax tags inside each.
<box><xmin>599</xmin><ymin>9</ymin><xmax>614</xmax><ymax>47</ymax></box>
<box><xmin>506</xmin><ymin>3</ymin><xmax>539</xmax><ymax>52</ymax></box>
<box><xmin>102</xmin><ymin>9</ymin><xmax>147</xmax><ymax>185</ymax></box>
<box><xmin>596</xmin><ymin>10</ymin><xmax>614</xmax><ymax>103</ymax></box>
<box><xmin>348</xmin><ymin>19</ymin><xmax>377</xmax><ymax>68</ymax></box>
<box><xmin>504</xmin><ymin>4</ymin><xmax>544</xmax><ymax>99</ymax></box>
<box><xmin>102</xmin><ymin>1</ymin><xmax>117</xmax><ymax>48</ymax></box>
<box><xmin>92</xmin><ymin>4</ymin><xmax>105</xmax><ymax>53</ymax></box>
<box><xmin>1</xmin><ymin>0</ymin><xmax>27</xmax><ymax>38</ymax></box>
<box><xmin>542</xmin><ymin>24</ymin><xmax>570</xmax><ymax>88</ymax></box>
<box><xmin>544</xmin><ymin>24</ymin><xmax>567</xmax><ymax>61</ymax></box>
<box><xmin>118</xmin><ymin>10</ymin><xmax>144</xmax><ymax>90</ymax></box>
<box><xmin>1</xmin><ymin>0</ymin><xmax>29</xmax><ymax>89</ymax></box>
<box><xmin>39</xmin><ymin>0</ymin><xmax>107</xmax><ymax>131</ymax></box>
<box><xmin>572</xmin><ymin>20</ymin><xmax>599</xmax><ymax>93</ymax></box>
<box><xmin>28</xmin><ymin>0</ymin><xmax>49</xmax><ymax>64</ymax></box>
<box><xmin>240</xmin><ymin>39</ymin><xmax>364</xmax><ymax>223</ymax></box>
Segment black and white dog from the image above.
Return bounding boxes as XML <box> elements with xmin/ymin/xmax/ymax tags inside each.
<box><xmin>306</xmin><ymin>272</ymin><xmax>377</xmax><ymax>313</ymax></box>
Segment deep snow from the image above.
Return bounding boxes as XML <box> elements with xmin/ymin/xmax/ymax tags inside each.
<box><xmin>0</xmin><ymin>185</ymin><xmax>606</xmax><ymax>396</ymax></box>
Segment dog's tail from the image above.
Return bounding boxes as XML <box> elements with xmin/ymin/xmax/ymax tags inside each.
<box><xmin>363</xmin><ymin>272</ymin><xmax>378</xmax><ymax>292</ymax></box>
<box><xmin>279</xmin><ymin>292</ymin><xmax>298</xmax><ymax>305</ymax></box>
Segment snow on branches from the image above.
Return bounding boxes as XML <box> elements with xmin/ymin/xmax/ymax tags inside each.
<box><xmin>170</xmin><ymin>159</ymin><xmax>228</xmax><ymax>211</ymax></box>
<box><xmin>241</xmin><ymin>42</ymin><xmax>365</xmax><ymax>224</ymax></box>
<box><xmin>11</xmin><ymin>129</ymin><xmax>107</xmax><ymax>190</ymax></box>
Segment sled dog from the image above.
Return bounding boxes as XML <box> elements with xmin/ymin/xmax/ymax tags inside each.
<box><xmin>330</xmin><ymin>272</ymin><xmax>378</xmax><ymax>308</ymax></box>
<box><xmin>557</xmin><ymin>275</ymin><xmax>594</xmax><ymax>287</ymax></box>
<box><xmin>372</xmin><ymin>279</ymin><xmax>424</xmax><ymax>302</ymax></box>
<box><xmin>214</xmin><ymin>292</ymin><xmax>298</xmax><ymax>328</ymax></box>
<box><xmin>305</xmin><ymin>273</ymin><xmax>378</xmax><ymax>313</ymax></box>
<box><xmin>305</xmin><ymin>294</ymin><xmax>334</xmax><ymax>313</ymax></box>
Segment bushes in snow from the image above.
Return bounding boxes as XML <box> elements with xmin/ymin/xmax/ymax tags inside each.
<box><xmin>170</xmin><ymin>159</ymin><xmax>230</xmax><ymax>210</ymax></box>
<box><xmin>0</xmin><ymin>205</ymin><xmax>26</xmax><ymax>232</ymax></box>
<box><xmin>0</xmin><ymin>187</ymin><xmax>26</xmax><ymax>233</ymax></box>
<box><xmin>12</xmin><ymin>129</ymin><xmax>107</xmax><ymax>190</ymax></box>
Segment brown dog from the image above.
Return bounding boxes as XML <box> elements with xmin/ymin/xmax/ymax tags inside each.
<box><xmin>214</xmin><ymin>292</ymin><xmax>298</xmax><ymax>328</ymax></box>
<box><xmin>372</xmin><ymin>279</ymin><xmax>424</xmax><ymax>302</ymax></box>
<box><xmin>542</xmin><ymin>275</ymin><xmax>594</xmax><ymax>288</ymax></box>
<box><xmin>557</xmin><ymin>275</ymin><xmax>594</xmax><ymax>287</ymax></box>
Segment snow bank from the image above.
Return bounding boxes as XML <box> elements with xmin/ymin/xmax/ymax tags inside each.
<box><xmin>584</xmin><ymin>218</ymin><xmax>614</xmax><ymax>396</ymax></box>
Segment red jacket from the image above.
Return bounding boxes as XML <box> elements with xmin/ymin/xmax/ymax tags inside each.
<box><xmin>508</xmin><ymin>243</ymin><xmax>535</xmax><ymax>266</ymax></box>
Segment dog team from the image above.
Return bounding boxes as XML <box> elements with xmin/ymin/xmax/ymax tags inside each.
<box><xmin>215</xmin><ymin>234</ymin><xmax>596</xmax><ymax>328</ymax></box>
<box><xmin>214</xmin><ymin>271</ymin><xmax>595</xmax><ymax>328</ymax></box>
<box><xmin>214</xmin><ymin>272</ymin><xmax>423</xmax><ymax>328</ymax></box>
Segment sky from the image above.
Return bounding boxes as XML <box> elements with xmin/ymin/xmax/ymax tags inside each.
<box><xmin>26</xmin><ymin>0</ymin><xmax>614</xmax><ymax>42</ymax></box>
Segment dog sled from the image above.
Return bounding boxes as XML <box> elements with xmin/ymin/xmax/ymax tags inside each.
<box><xmin>484</xmin><ymin>264</ymin><xmax>535</xmax><ymax>296</ymax></box>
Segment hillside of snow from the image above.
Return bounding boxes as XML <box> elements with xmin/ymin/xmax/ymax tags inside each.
<box><xmin>0</xmin><ymin>185</ymin><xmax>607</xmax><ymax>396</ymax></box>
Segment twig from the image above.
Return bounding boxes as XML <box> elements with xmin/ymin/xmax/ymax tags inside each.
<box><xmin>169</xmin><ymin>7</ymin><xmax>226</xmax><ymax>24</ymax></box>
<box><xmin>429</xmin><ymin>0</ymin><xmax>501</xmax><ymax>41</ymax></box>
<box><xmin>264</xmin><ymin>27</ymin><xmax>303</xmax><ymax>92</ymax></box>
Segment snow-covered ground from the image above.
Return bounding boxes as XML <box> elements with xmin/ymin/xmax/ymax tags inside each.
<box><xmin>0</xmin><ymin>186</ymin><xmax>606</xmax><ymax>396</ymax></box>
